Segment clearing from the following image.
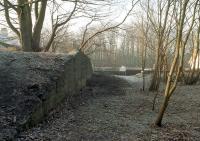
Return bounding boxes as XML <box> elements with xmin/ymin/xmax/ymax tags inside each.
<box><xmin>17</xmin><ymin>74</ymin><xmax>200</xmax><ymax>141</ymax></box>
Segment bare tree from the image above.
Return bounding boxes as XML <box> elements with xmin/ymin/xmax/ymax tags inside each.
<box><xmin>143</xmin><ymin>0</ymin><xmax>173</xmax><ymax>91</ymax></box>
<box><xmin>1</xmin><ymin>0</ymin><xmax>117</xmax><ymax>52</ymax></box>
<box><xmin>155</xmin><ymin>0</ymin><xmax>199</xmax><ymax>126</ymax></box>
<box><xmin>79</xmin><ymin>0</ymin><xmax>140</xmax><ymax>53</ymax></box>
<box><xmin>0</xmin><ymin>0</ymin><xmax>79</xmax><ymax>51</ymax></box>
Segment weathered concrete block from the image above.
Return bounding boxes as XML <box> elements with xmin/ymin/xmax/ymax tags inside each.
<box><xmin>0</xmin><ymin>51</ymin><xmax>92</xmax><ymax>140</ymax></box>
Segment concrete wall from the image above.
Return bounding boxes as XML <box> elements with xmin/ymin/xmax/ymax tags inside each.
<box><xmin>0</xmin><ymin>51</ymin><xmax>92</xmax><ymax>140</ymax></box>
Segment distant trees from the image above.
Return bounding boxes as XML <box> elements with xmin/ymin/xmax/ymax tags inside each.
<box><xmin>86</xmin><ymin>21</ymin><xmax>158</xmax><ymax>69</ymax></box>
<box><xmin>86</xmin><ymin>28</ymin><xmax>132</xmax><ymax>68</ymax></box>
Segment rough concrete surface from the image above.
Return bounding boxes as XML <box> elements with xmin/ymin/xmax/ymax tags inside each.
<box><xmin>0</xmin><ymin>51</ymin><xmax>92</xmax><ymax>141</ymax></box>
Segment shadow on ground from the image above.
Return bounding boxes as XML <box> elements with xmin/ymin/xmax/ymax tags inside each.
<box><xmin>17</xmin><ymin>73</ymin><xmax>200</xmax><ymax>141</ymax></box>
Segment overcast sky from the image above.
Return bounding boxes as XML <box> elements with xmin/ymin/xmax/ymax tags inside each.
<box><xmin>0</xmin><ymin>0</ymin><xmax>140</xmax><ymax>35</ymax></box>
<box><xmin>44</xmin><ymin>0</ymin><xmax>137</xmax><ymax>32</ymax></box>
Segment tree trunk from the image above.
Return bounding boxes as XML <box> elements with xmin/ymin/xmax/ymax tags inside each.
<box><xmin>32</xmin><ymin>0</ymin><xmax>47</xmax><ymax>52</ymax></box>
<box><xmin>149</xmin><ymin>47</ymin><xmax>160</xmax><ymax>91</ymax></box>
<box><xmin>155</xmin><ymin>95</ymin><xmax>169</xmax><ymax>126</ymax></box>
<box><xmin>155</xmin><ymin>0</ymin><xmax>189</xmax><ymax>126</ymax></box>
<box><xmin>17</xmin><ymin>0</ymin><xmax>33</xmax><ymax>51</ymax></box>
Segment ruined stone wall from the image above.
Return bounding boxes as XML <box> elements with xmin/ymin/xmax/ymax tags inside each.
<box><xmin>0</xmin><ymin>51</ymin><xmax>92</xmax><ymax>140</ymax></box>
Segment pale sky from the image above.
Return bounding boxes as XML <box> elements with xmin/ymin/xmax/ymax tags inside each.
<box><xmin>44</xmin><ymin>0</ymin><xmax>137</xmax><ymax>32</ymax></box>
<box><xmin>0</xmin><ymin>0</ymin><xmax>140</xmax><ymax>36</ymax></box>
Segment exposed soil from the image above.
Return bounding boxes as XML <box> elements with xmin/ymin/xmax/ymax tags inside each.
<box><xmin>16</xmin><ymin>74</ymin><xmax>200</xmax><ymax>141</ymax></box>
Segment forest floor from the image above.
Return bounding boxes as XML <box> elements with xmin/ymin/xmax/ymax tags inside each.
<box><xmin>16</xmin><ymin>73</ymin><xmax>200</xmax><ymax>141</ymax></box>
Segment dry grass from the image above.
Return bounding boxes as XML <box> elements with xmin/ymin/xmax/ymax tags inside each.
<box><xmin>0</xmin><ymin>47</ymin><xmax>20</xmax><ymax>51</ymax></box>
<box><xmin>17</xmin><ymin>74</ymin><xmax>200</xmax><ymax>141</ymax></box>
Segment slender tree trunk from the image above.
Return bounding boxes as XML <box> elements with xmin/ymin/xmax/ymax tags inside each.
<box><xmin>155</xmin><ymin>95</ymin><xmax>169</xmax><ymax>126</ymax></box>
<box><xmin>155</xmin><ymin>0</ymin><xmax>189</xmax><ymax>126</ymax></box>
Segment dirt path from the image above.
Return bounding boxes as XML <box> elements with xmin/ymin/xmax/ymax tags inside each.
<box><xmin>17</xmin><ymin>74</ymin><xmax>200</xmax><ymax>141</ymax></box>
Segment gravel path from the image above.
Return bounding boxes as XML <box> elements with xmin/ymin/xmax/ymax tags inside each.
<box><xmin>16</xmin><ymin>74</ymin><xmax>200</xmax><ymax>141</ymax></box>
